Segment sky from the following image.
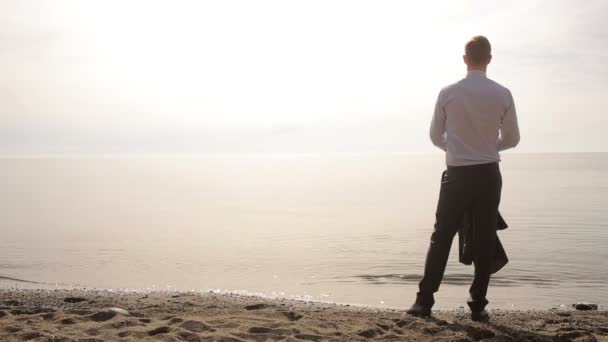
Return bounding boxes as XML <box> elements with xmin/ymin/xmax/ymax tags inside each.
<box><xmin>1</xmin><ymin>0</ymin><xmax>607</xmax><ymax>155</ymax></box>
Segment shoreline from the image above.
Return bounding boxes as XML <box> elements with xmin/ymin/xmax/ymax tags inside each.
<box><xmin>1</xmin><ymin>289</ymin><xmax>606</xmax><ymax>341</ymax></box>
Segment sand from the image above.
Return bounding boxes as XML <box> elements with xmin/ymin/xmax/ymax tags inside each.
<box><xmin>0</xmin><ymin>289</ymin><xmax>606</xmax><ymax>341</ymax></box>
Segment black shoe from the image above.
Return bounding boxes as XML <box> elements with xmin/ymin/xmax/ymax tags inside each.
<box><xmin>471</xmin><ymin>309</ymin><xmax>490</xmax><ymax>322</ymax></box>
<box><xmin>406</xmin><ymin>303</ymin><xmax>431</xmax><ymax>317</ymax></box>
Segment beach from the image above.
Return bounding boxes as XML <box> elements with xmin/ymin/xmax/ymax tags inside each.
<box><xmin>2</xmin><ymin>2</ymin><xmax>607</xmax><ymax>342</ymax></box>
<box><xmin>0</xmin><ymin>289</ymin><xmax>606</xmax><ymax>342</ymax></box>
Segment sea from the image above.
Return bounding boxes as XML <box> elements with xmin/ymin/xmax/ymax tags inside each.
<box><xmin>1</xmin><ymin>153</ymin><xmax>606</xmax><ymax>310</ymax></box>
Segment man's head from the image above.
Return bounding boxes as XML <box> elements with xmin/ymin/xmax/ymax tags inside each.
<box><xmin>463</xmin><ymin>35</ymin><xmax>492</xmax><ymax>71</ymax></box>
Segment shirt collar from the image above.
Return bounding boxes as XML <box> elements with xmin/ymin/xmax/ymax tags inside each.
<box><xmin>466</xmin><ymin>70</ymin><xmax>487</xmax><ymax>78</ymax></box>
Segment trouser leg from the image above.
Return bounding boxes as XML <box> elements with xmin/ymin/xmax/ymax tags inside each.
<box><xmin>417</xmin><ymin>170</ymin><xmax>471</xmax><ymax>308</ymax></box>
<box><xmin>467</xmin><ymin>167</ymin><xmax>502</xmax><ymax>312</ymax></box>
<box><xmin>416</xmin><ymin>225</ymin><xmax>458</xmax><ymax>307</ymax></box>
<box><xmin>467</xmin><ymin>231</ymin><xmax>495</xmax><ymax>311</ymax></box>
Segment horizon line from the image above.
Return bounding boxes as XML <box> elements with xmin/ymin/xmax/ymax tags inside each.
<box><xmin>1</xmin><ymin>151</ymin><xmax>607</xmax><ymax>159</ymax></box>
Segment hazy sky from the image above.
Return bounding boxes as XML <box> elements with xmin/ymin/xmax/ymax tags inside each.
<box><xmin>1</xmin><ymin>0</ymin><xmax>607</xmax><ymax>155</ymax></box>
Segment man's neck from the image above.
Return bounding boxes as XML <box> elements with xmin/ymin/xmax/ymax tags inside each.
<box><xmin>467</xmin><ymin>66</ymin><xmax>487</xmax><ymax>72</ymax></box>
<box><xmin>466</xmin><ymin>68</ymin><xmax>487</xmax><ymax>78</ymax></box>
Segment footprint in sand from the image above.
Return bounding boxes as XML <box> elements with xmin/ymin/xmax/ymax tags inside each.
<box><xmin>66</xmin><ymin>309</ymin><xmax>93</xmax><ymax>316</ymax></box>
<box><xmin>88</xmin><ymin>310</ymin><xmax>117</xmax><ymax>322</ymax></box>
<box><xmin>40</xmin><ymin>312</ymin><xmax>54</xmax><ymax>320</ymax></box>
<box><xmin>283</xmin><ymin>311</ymin><xmax>304</xmax><ymax>321</ymax></box>
<box><xmin>87</xmin><ymin>308</ymin><xmax>130</xmax><ymax>322</ymax></box>
<box><xmin>85</xmin><ymin>327</ymin><xmax>101</xmax><ymax>336</ymax></box>
<box><xmin>111</xmin><ymin>320</ymin><xmax>127</xmax><ymax>329</ymax></box>
<box><xmin>376</xmin><ymin>323</ymin><xmax>391</xmax><ymax>331</ymax></box>
<box><xmin>248</xmin><ymin>327</ymin><xmax>274</xmax><ymax>334</ymax></box>
<box><xmin>294</xmin><ymin>333</ymin><xmax>324</xmax><ymax>341</ymax></box>
<box><xmin>115</xmin><ymin>331</ymin><xmax>129</xmax><ymax>338</ymax></box>
<box><xmin>63</xmin><ymin>296</ymin><xmax>87</xmax><ymax>303</ymax></box>
<box><xmin>358</xmin><ymin>328</ymin><xmax>384</xmax><ymax>339</ymax></box>
<box><xmin>168</xmin><ymin>317</ymin><xmax>184</xmax><ymax>324</ymax></box>
<box><xmin>247</xmin><ymin>326</ymin><xmax>294</xmax><ymax>336</ymax></box>
<box><xmin>213</xmin><ymin>321</ymin><xmax>241</xmax><ymax>329</ymax></box>
<box><xmin>110</xmin><ymin>318</ymin><xmax>143</xmax><ymax>328</ymax></box>
<box><xmin>148</xmin><ymin>326</ymin><xmax>171</xmax><ymax>335</ymax></box>
<box><xmin>4</xmin><ymin>326</ymin><xmax>22</xmax><ymax>333</ymax></box>
<box><xmin>60</xmin><ymin>317</ymin><xmax>79</xmax><ymax>324</ymax></box>
<box><xmin>208</xmin><ymin>336</ymin><xmax>246</xmax><ymax>342</ymax></box>
<box><xmin>177</xmin><ymin>331</ymin><xmax>202</xmax><ymax>341</ymax></box>
<box><xmin>18</xmin><ymin>331</ymin><xmax>53</xmax><ymax>340</ymax></box>
<box><xmin>11</xmin><ymin>308</ymin><xmax>37</xmax><ymax>315</ymax></box>
<box><xmin>180</xmin><ymin>319</ymin><xmax>215</xmax><ymax>333</ymax></box>
<box><xmin>245</xmin><ymin>303</ymin><xmax>268</xmax><ymax>310</ymax></box>
<box><xmin>465</xmin><ymin>326</ymin><xmax>495</xmax><ymax>340</ymax></box>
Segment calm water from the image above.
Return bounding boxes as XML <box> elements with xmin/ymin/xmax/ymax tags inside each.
<box><xmin>1</xmin><ymin>153</ymin><xmax>607</xmax><ymax>309</ymax></box>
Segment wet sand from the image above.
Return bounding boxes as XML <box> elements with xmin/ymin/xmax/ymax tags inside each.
<box><xmin>0</xmin><ymin>289</ymin><xmax>606</xmax><ymax>341</ymax></box>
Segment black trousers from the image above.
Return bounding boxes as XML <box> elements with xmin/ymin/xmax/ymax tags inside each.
<box><xmin>417</xmin><ymin>162</ymin><xmax>502</xmax><ymax>311</ymax></box>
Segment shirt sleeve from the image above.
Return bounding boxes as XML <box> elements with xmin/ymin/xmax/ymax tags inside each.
<box><xmin>430</xmin><ymin>90</ymin><xmax>447</xmax><ymax>151</ymax></box>
<box><xmin>497</xmin><ymin>89</ymin><xmax>520</xmax><ymax>151</ymax></box>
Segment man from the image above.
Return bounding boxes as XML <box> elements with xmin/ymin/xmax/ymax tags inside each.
<box><xmin>406</xmin><ymin>35</ymin><xmax>520</xmax><ymax>321</ymax></box>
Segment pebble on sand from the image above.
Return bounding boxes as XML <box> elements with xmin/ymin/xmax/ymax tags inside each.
<box><xmin>573</xmin><ymin>303</ymin><xmax>599</xmax><ymax>311</ymax></box>
<box><xmin>109</xmin><ymin>307</ymin><xmax>130</xmax><ymax>316</ymax></box>
<box><xmin>88</xmin><ymin>310</ymin><xmax>117</xmax><ymax>322</ymax></box>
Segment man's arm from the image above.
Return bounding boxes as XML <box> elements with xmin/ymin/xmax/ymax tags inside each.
<box><xmin>430</xmin><ymin>90</ymin><xmax>447</xmax><ymax>151</ymax></box>
<box><xmin>497</xmin><ymin>89</ymin><xmax>520</xmax><ymax>151</ymax></box>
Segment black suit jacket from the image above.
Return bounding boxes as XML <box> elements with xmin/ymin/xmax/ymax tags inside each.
<box><xmin>458</xmin><ymin>209</ymin><xmax>509</xmax><ymax>274</ymax></box>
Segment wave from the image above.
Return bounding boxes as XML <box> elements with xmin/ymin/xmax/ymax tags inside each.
<box><xmin>346</xmin><ymin>273</ymin><xmax>559</xmax><ymax>287</ymax></box>
<box><xmin>0</xmin><ymin>275</ymin><xmax>45</xmax><ymax>284</ymax></box>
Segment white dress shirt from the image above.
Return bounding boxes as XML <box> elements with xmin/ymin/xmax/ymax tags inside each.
<box><xmin>430</xmin><ymin>70</ymin><xmax>520</xmax><ymax>166</ymax></box>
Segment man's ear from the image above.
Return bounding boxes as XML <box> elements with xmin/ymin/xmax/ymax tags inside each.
<box><xmin>487</xmin><ymin>54</ymin><xmax>492</xmax><ymax>65</ymax></box>
<box><xmin>463</xmin><ymin>55</ymin><xmax>468</xmax><ymax>65</ymax></box>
